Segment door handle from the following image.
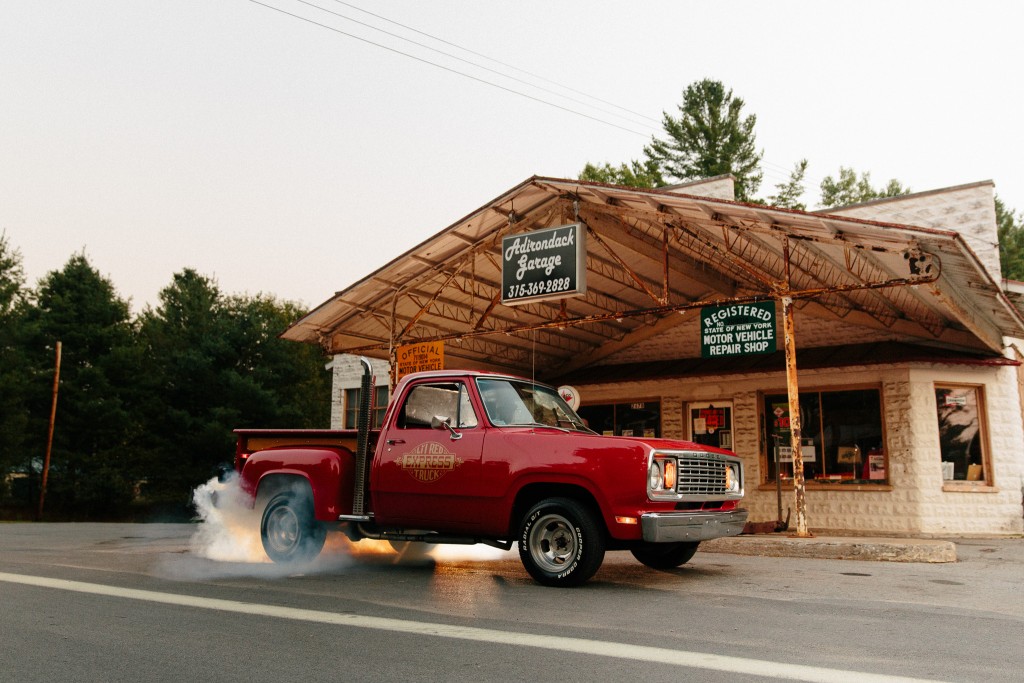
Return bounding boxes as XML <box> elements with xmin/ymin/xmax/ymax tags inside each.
<box><xmin>387</xmin><ymin>439</ymin><xmax>406</xmax><ymax>445</ymax></box>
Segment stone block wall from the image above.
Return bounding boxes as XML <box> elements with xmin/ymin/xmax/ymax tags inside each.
<box><xmin>826</xmin><ymin>181</ymin><xmax>1001</xmax><ymax>282</ymax></box>
<box><xmin>577</xmin><ymin>361</ymin><xmax>1024</xmax><ymax>536</ymax></box>
<box><xmin>328</xmin><ymin>354</ymin><xmax>391</xmax><ymax>429</ymax></box>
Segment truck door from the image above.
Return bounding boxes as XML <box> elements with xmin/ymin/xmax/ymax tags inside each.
<box><xmin>373</xmin><ymin>379</ymin><xmax>486</xmax><ymax>532</ymax></box>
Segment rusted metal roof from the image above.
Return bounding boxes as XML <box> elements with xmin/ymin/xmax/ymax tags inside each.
<box><xmin>283</xmin><ymin>176</ymin><xmax>1024</xmax><ymax>376</ymax></box>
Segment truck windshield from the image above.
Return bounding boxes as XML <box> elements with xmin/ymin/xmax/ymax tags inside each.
<box><xmin>476</xmin><ymin>378</ymin><xmax>592</xmax><ymax>432</ymax></box>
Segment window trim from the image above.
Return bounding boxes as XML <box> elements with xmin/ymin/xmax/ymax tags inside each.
<box><xmin>343</xmin><ymin>385</ymin><xmax>390</xmax><ymax>429</ymax></box>
<box><xmin>685</xmin><ymin>400</ymin><xmax>734</xmax><ymax>449</ymax></box>
<box><xmin>395</xmin><ymin>380</ymin><xmax>479</xmax><ymax>431</ymax></box>
<box><xmin>934</xmin><ymin>382</ymin><xmax>996</xmax><ymax>491</ymax></box>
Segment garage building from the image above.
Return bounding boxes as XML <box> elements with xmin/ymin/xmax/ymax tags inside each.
<box><xmin>284</xmin><ymin>175</ymin><xmax>1024</xmax><ymax>536</ymax></box>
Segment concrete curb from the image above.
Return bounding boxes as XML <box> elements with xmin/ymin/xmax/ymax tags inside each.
<box><xmin>701</xmin><ymin>535</ymin><xmax>958</xmax><ymax>563</ymax></box>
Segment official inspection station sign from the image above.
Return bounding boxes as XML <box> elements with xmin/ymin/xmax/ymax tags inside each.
<box><xmin>501</xmin><ymin>223</ymin><xmax>586</xmax><ymax>306</ymax></box>
<box><xmin>396</xmin><ymin>341</ymin><xmax>444</xmax><ymax>381</ymax></box>
<box><xmin>701</xmin><ymin>301</ymin><xmax>777</xmax><ymax>358</ymax></box>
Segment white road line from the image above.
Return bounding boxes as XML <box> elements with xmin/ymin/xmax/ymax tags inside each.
<box><xmin>0</xmin><ymin>571</ymin><xmax>944</xmax><ymax>683</ymax></box>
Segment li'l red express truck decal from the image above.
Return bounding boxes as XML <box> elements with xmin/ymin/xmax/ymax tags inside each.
<box><xmin>397</xmin><ymin>442</ymin><xmax>465</xmax><ymax>483</ymax></box>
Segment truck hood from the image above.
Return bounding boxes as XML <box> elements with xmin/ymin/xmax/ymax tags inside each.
<box><xmin>522</xmin><ymin>427</ymin><xmax>737</xmax><ymax>458</ymax></box>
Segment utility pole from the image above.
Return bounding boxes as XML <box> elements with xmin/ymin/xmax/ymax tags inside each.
<box><xmin>37</xmin><ymin>341</ymin><xmax>61</xmax><ymax>521</ymax></box>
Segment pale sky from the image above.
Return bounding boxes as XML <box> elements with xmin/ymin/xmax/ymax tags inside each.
<box><xmin>3</xmin><ymin>1</ymin><xmax>1022</xmax><ymax>314</ymax></box>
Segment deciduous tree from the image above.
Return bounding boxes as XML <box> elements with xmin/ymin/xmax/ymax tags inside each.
<box><xmin>579</xmin><ymin>159</ymin><xmax>663</xmax><ymax>189</ymax></box>
<box><xmin>818</xmin><ymin>167</ymin><xmax>910</xmax><ymax>208</ymax></box>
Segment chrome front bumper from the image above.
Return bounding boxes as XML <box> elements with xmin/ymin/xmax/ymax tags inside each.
<box><xmin>640</xmin><ymin>509</ymin><xmax>748</xmax><ymax>543</ymax></box>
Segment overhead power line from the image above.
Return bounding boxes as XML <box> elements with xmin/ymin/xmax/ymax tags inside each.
<box><xmin>246</xmin><ymin>0</ymin><xmax>819</xmax><ymax>197</ymax></box>
<box><xmin>326</xmin><ymin>0</ymin><xmax>662</xmax><ymax>127</ymax></box>
<box><xmin>284</xmin><ymin>0</ymin><xmax>658</xmax><ymax>130</ymax></box>
<box><xmin>247</xmin><ymin>0</ymin><xmax>654</xmax><ymax>137</ymax></box>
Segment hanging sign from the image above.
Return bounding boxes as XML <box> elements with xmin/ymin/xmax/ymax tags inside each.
<box><xmin>396</xmin><ymin>341</ymin><xmax>444</xmax><ymax>381</ymax></box>
<box><xmin>700</xmin><ymin>301</ymin><xmax>777</xmax><ymax>358</ymax></box>
<box><xmin>501</xmin><ymin>223</ymin><xmax>586</xmax><ymax>306</ymax></box>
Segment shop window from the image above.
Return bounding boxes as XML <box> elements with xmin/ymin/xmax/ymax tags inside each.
<box><xmin>344</xmin><ymin>385</ymin><xmax>390</xmax><ymax>429</ymax></box>
<box><xmin>934</xmin><ymin>385</ymin><xmax>990</xmax><ymax>485</ymax></box>
<box><xmin>762</xmin><ymin>388</ymin><xmax>886</xmax><ymax>485</ymax></box>
<box><xmin>687</xmin><ymin>402</ymin><xmax>733</xmax><ymax>450</ymax></box>
<box><xmin>577</xmin><ymin>401</ymin><xmax>660</xmax><ymax>438</ymax></box>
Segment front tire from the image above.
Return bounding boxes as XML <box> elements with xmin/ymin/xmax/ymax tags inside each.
<box><xmin>260</xmin><ymin>491</ymin><xmax>326</xmax><ymax>564</ymax></box>
<box><xmin>518</xmin><ymin>497</ymin><xmax>605</xmax><ymax>587</ymax></box>
<box><xmin>630</xmin><ymin>541</ymin><xmax>699</xmax><ymax>569</ymax></box>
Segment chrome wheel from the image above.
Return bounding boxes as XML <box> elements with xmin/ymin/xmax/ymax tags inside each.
<box><xmin>264</xmin><ymin>503</ymin><xmax>301</xmax><ymax>557</ymax></box>
<box><xmin>528</xmin><ymin>512</ymin><xmax>578</xmax><ymax>573</ymax></box>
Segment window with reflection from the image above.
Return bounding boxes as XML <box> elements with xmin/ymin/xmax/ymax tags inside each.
<box><xmin>576</xmin><ymin>401</ymin><xmax>660</xmax><ymax>438</ymax></box>
<box><xmin>935</xmin><ymin>385</ymin><xmax>990</xmax><ymax>485</ymax></box>
<box><xmin>762</xmin><ymin>388</ymin><xmax>886</xmax><ymax>484</ymax></box>
<box><xmin>396</xmin><ymin>382</ymin><xmax>477</xmax><ymax>430</ymax></box>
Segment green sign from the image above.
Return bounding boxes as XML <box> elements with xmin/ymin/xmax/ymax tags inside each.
<box><xmin>700</xmin><ymin>301</ymin><xmax>777</xmax><ymax>358</ymax></box>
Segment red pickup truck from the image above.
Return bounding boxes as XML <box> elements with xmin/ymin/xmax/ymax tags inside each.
<box><xmin>235</xmin><ymin>361</ymin><xmax>747</xmax><ymax>586</ymax></box>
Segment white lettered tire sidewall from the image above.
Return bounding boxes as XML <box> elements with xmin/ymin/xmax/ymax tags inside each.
<box><xmin>518</xmin><ymin>497</ymin><xmax>605</xmax><ymax>587</ymax></box>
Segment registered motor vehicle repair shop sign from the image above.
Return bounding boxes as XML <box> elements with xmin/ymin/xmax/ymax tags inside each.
<box><xmin>700</xmin><ymin>301</ymin><xmax>777</xmax><ymax>358</ymax></box>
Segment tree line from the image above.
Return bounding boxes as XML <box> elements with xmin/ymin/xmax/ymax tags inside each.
<box><xmin>0</xmin><ymin>235</ymin><xmax>330</xmax><ymax>520</ymax></box>
<box><xmin>580</xmin><ymin>79</ymin><xmax>1024</xmax><ymax>279</ymax></box>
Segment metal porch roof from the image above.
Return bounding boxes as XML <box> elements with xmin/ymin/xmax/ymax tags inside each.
<box><xmin>282</xmin><ymin>176</ymin><xmax>1024</xmax><ymax>376</ymax></box>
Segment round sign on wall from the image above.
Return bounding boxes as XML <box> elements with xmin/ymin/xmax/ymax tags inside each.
<box><xmin>557</xmin><ymin>385</ymin><xmax>580</xmax><ymax>410</ymax></box>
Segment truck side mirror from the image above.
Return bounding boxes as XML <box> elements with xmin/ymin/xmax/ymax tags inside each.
<box><xmin>431</xmin><ymin>415</ymin><xmax>463</xmax><ymax>441</ymax></box>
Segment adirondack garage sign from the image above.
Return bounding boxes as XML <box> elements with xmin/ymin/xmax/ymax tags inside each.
<box><xmin>701</xmin><ymin>301</ymin><xmax>777</xmax><ymax>358</ymax></box>
<box><xmin>501</xmin><ymin>223</ymin><xmax>586</xmax><ymax>306</ymax></box>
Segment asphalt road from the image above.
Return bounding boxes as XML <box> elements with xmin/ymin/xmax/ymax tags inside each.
<box><xmin>0</xmin><ymin>522</ymin><xmax>1021</xmax><ymax>683</ymax></box>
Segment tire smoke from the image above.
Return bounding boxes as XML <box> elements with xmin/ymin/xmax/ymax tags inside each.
<box><xmin>190</xmin><ymin>474</ymin><xmax>267</xmax><ymax>563</ymax></box>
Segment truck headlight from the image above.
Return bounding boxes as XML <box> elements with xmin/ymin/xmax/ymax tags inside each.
<box><xmin>649</xmin><ymin>461</ymin><xmax>664</xmax><ymax>491</ymax></box>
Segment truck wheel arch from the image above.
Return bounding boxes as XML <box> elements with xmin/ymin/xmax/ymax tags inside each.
<box><xmin>245</xmin><ymin>446</ymin><xmax>355</xmax><ymax>521</ymax></box>
<box><xmin>509</xmin><ymin>482</ymin><xmax>607</xmax><ymax>539</ymax></box>
<box><xmin>255</xmin><ymin>472</ymin><xmax>313</xmax><ymax>507</ymax></box>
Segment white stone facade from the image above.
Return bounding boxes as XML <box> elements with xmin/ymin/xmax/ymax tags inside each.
<box><xmin>824</xmin><ymin>181</ymin><xmax>1001</xmax><ymax>282</ymax></box>
<box><xmin>573</xmin><ymin>360</ymin><xmax>1024</xmax><ymax>537</ymax></box>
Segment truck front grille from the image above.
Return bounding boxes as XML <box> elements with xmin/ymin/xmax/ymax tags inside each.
<box><xmin>676</xmin><ymin>455</ymin><xmax>729</xmax><ymax>496</ymax></box>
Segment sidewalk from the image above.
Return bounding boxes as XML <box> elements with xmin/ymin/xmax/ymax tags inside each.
<box><xmin>702</xmin><ymin>533</ymin><xmax>959</xmax><ymax>563</ymax></box>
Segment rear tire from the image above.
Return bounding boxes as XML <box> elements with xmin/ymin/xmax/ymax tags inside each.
<box><xmin>260</xmin><ymin>491</ymin><xmax>326</xmax><ymax>564</ymax></box>
<box><xmin>518</xmin><ymin>497</ymin><xmax>605</xmax><ymax>587</ymax></box>
<box><xmin>630</xmin><ymin>542</ymin><xmax>699</xmax><ymax>569</ymax></box>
